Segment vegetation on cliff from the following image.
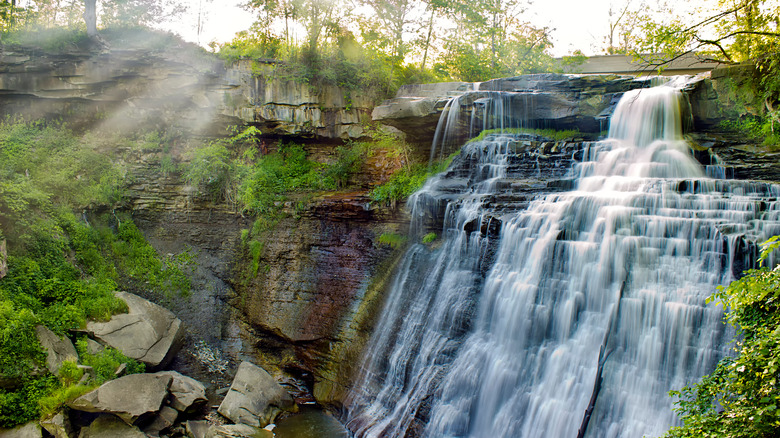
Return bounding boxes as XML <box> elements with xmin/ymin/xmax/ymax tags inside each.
<box><xmin>0</xmin><ymin>120</ymin><xmax>189</xmax><ymax>428</ymax></box>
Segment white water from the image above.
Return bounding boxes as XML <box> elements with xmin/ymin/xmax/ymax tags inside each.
<box><xmin>345</xmin><ymin>84</ymin><xmax>780</xmax><ymax>437</ymax></box>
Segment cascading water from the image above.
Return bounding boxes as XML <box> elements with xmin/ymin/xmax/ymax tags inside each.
<box><xmin>344</xmin><ymin>82</ymin><xmax>780</xmax><ymax>438</ymax></box>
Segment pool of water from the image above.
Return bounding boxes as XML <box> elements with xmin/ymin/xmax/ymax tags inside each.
<box><xmin>273</xmin><ymin>405</ymin><xmax>350</xmax><ymax>438</ymax></box>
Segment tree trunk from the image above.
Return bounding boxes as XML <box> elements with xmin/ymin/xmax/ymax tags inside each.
<box><xmin>84</xmin><ymin>0</ymin><xmax>97</xmax><ymax>38</ymax></box>
<box><xmin>421</xmin><ymin>9</ymin><xmax>435</xmax><ymax>70</ymax></box>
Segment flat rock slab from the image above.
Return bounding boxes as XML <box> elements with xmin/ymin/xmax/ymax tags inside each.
<box><xmin>205</xmin><ymin>424</ymin><xmax>273</xmax><ymax>438</ymax></box>
<box><xmin>0</xmin><ymin>422</ymin><xmax>42</xmax><ymax>438</ymax></box>
<box><xmin>86</xmin><ymin>292</ymin><xmax>184</xmax><ymax>369</ymax></box>
<box><xmin>35</xmin><ymin>325</ymin><xmax>77</xmax><ymax>375</ymax></box>
<box><xmin>69</xmin><ymin>373</ymin><xmax>172</xmax><ymax>425</ymax></box>
<box><xmin>77</xmin><ymin>415</ymin><xmax>146</xmax><ymax>438</ymax></box>
<box><xmin>218</xmin><ymin>361</ymin><xmax>296</xmax><ymax>427</ymax></box>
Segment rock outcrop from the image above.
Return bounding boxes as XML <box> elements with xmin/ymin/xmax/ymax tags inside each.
<box><xmin>372</xmin><ymin>74</ymin><xmax>650</xmax><ymax>146</ymax></box>
<box><xmin>35</xmin><ymin>325</ymin><xmax>78</xmax><ymax>375</ymax></box>
<box><xmin>68</xmin><ymin>373</ymin><xmax>172</xmax><ymax>424</ymax></box>
<box><xmin>218</xmin><ymin>361</ymin><xmax>296</xmax><ymax>427</ymax></box>
<box><xmin>86</xmin><ymin>291</ymin><xmax>184</xmax><ymax>370</ymax></box>
<box><xmin>154</xmin><ymin>371</ymin><xmax>207</xmax><ymax>413</ymax></box>
<box><xmin>221</xmin><ymin>60</ymin><xmax>374</xmax><ymax>139</ymax></box>
<box><xmin>0</xmin><ymin>36</ymin><xmax>376</xmax><ymax>141</ymax></box>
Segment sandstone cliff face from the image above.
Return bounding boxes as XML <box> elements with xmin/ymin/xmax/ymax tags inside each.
<box><xmin>221</xmin><ymin>60</ymin><xmax>374</xmax><ymax>139</ymax></box>
<box><xmin>0</xmin><ymin>42</ymin><xmax>374</xmax><ymax>140</ymax></box>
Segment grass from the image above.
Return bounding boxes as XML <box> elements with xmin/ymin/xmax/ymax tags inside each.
<box><xmin>468</xmin><ymin>128</ymin><xmax>582</xmax><ymax>143</ymax></box>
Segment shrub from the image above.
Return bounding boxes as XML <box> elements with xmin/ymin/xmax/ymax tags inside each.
<box><xmin>378</xmin><ymin>232</ymin><xmax>406</xmax><ymax>249</ymax></box>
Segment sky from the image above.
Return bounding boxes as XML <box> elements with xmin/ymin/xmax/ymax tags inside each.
<box><xmin>169</xmin><ymin>0</ymin><xmax>620</xmax><ymax>57</ymax></box>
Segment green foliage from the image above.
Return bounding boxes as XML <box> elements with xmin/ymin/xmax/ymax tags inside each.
<box><xmin>718</xmin><ymin>116</ymin><xmax>780</xmax><ymax>148</ymax></box>
<box><xmin>56</xmin><ymin>361</ymin><xmax>84</xmax><ymax>387</ymax></box>
<box><xmin>371</xmin><ymin>152</ymin><xmax>459</xmax><ymax>204</ymax></box>
<box><xmin>37</xmin><ymin>383</ymin><xmax>92</xmax><ymax>419</ymax></box>
<box><xmin>110</xmin><ymin>221</ymin><xmax>193</xmax><ymax>297</ymax></box>
<box><xmin>75</xmin><ymin>338</ymin><xmax>145</xmax><ymax>385</ymax></box>
<box><xmin>0</xmin><ymin>120</ymin><xmax>191</xmax><ymax>428</ymax></box>
<box><xmin>664</xmin><ymin>237</ymin><xmax>780</xmax><ymax>437</ymax></box>
<box><xmin>239</xmin><ymin>142</ymin><xmax>333</xmax><ymax>215</ymax></box>
<box><xmin>1</xmin><ymin>26</ymin><xmax>91</xmax><ymax>52</ymax></box>
<box><xmin>324</xmin><ymin>142</ymin><xmax>369</xmax><ymax>189</ymax></box>
<box><xmin>185</xmin><ymin>142</ymin><xmax>251</xmax><ymax>208</ymax></box>
<box><xmin>0</xmin><ymin>302</ymin><xmax>43</xmax><ymax>381</ymax></box>
<box><xmin>378</xmin><ymin>232</ymin><xmax>406</xmax><ymax>249</ymax></box>
<box><xmin>469</xmin><ymin>127</ymin><xmax>582</xmax><ymax>143</ymax></box>
<box><xmin>0</xmin><ymin>375</ymin><xmax>58</xmax><ymax>429</ymax></box>
<box><xmin>422</xmin><ymin>232</ymin><xmax>438</xmax><ymax>244</ymax></box>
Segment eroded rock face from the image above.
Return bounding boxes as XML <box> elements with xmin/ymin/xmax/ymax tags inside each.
<box><xmin>86</xmin><ymin>292</ymin><xmax>184</xmax><ymax>369</ymax></box>
<box><xmin>0</xmin><ymin>44</ymin><xmax>376</xmax><ymax>141</ymax></box>
<box><xmin>35</xmin><ymin>325</ymin><xmax>78</xmax><ymax>375</ymax></box>
<box><xmin>68</xmin><ymin>373</ymin><xmax>172</xmax><ymax>424</ymax></box>
<box><xmin>218</xmin><ymin>361</ymin><xmax>296</xmax><ymax>427</ymax></box>
<box><xmin>221</xmin><ymin>61</ymin><xmax>374</xmax><ymax>140</ymax></box>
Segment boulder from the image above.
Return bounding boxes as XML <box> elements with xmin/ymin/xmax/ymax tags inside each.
<box><xmin>86</xmin><ymin>292</ymin><xmax>184</xmax><ymax>369</ymax></box>
<box><xmin>204</xmin><ymin>424</ymin><xmax>273</xmax><ymax>438</ymax></box>
<box><xmin>154</xmin><ymin>371</ymin><xmax>207</xmax><ymax>412</ymax></box>
<box><xmin>185</xmin><ymin>420</ymin><xmax>210</xmax><ymax>438</ymax></box>
<box><xmin>35</xmin><ymin>325</ymin><xmax>78</xmax><ymax>375</ymax></box>
<box><xmin>142</xmin><ymin>405</ymin><xmax>178</xmax><ymax>437</ymax></box>
<box><xmin>68</xmin><ymin>373</ymin><xmax>172</xmax><ymax>425</ymax></box>
<box><xmin>0</xmin><ymin>422</ymin><xmax>42</xmax><ymax>438</ymax></box>
<box><xmin>77</xmin><ymin>415</ymin><xmax>146</xmax><ymax>438</ymax></box>
<box><xmin>217</xmin><ymin>361</ymin><xmax>296</xmax><ymax>427</ymax></box>
<box><xmin>40</xmin><ymin>412</ymin><xmax>73</xmax><ymax>438</ymax></box>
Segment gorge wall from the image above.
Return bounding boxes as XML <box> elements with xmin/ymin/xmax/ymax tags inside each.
<box><xmin>2</xmin><ymin>36</ymin><xmax>778</xmax><ymax>417</ymax></box>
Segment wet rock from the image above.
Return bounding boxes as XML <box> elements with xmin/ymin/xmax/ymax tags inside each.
<box><xmin>218</xmin><ymin>361</ymin><xmax>296</xmax><ymax>427</ymax></box>
<box><xmin>204</xmin><ymin>424</ymin><xmax>273</xmax><ymax>438</ymax></box>
<box><xmin>40</xmin><ymin>412</ymin><xmax>73</xmax><ymax>438</ymax></box>
<box><xmin>154</xmin><ymin>371</ymin><xmax>207</xmax><ymax>413</ymax></box>
<box><xmin>68</xmin><ymin>373</ymin><xmax>172</xmax><ymax>425</ymax></box>
<box><xmin>86</xmin><ymin>292</ymin><xmax>184</xmax><ymax>370</ymax></box>
<box><xmin>77</xmin><ymin>415</ymin><xmax>145</xmax><ymax>438</ymax></box>
<box><xmin>35</xmin><ymin>325</ymin><xmax>78</xmax><ymax>375</ymax></box>
<box><xmin>0</xmin><ymin>422</ymin><xmax>42</xmax><ymax>438</ymax></box>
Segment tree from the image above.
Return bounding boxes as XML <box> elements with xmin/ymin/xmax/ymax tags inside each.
<box><xmin>664</xmin><ymin>237</ymin><xmax>780</xmax><ymax>438</ymax></box>
<box><xmin>632</xmin><ymin>0</ymin><xmax>780</xmax><ymax>68</ymax></box>
<box><xmin>83</xmin><ymin>0</ymin><xmax>96</xmax><ymax>37</ymax></box>
<box><xmin>244</xmin><ymin>0</ymin><xmax>339</xmax><ymax>53</ymax></box>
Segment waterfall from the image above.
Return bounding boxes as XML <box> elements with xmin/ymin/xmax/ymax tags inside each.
<box><xmin>345</xmin><ymin>83</ymin><xmax>780</xmax><ymax>438</ymax></box>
